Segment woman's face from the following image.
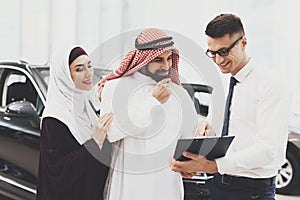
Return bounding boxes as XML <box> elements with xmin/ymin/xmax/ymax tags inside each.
<box><xmin>69</xmin><ymin>55</ymin><xmax>94</xmax><ymax>91</ymax></box>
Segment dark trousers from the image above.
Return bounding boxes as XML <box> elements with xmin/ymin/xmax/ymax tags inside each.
<box><xmin>205</xmin><ymin>174</ymin><xmax>276</xmax><ymax>200</ymax></box>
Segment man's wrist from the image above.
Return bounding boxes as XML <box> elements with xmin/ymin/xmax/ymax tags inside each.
<box><xmin>208</xmin><ymin>160</ymin><xmax>218</xmax><ymax>174</ymax></box>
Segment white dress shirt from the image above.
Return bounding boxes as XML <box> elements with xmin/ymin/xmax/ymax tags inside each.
<box><xmin>216</xmin><ymin>59</ymin><xmax>291</xmax><ymax>178</ymax></box>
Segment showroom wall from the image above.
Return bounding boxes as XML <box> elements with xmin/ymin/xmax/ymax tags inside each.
<box><xmin>0</xmin><ymin>0</ymin><xmax>299</xmax><ymax>111</ymax></box>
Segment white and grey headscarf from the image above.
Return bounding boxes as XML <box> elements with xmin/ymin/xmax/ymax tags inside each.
<box><xmin>42</xmin><ymin>46</ymin><xmax>97</xmax><ymax>145</ymax></box>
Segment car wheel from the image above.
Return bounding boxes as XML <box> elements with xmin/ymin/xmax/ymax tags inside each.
<box><xmin>276</xmin><ymin>149</ymin><xmax>300</xmax><ymax>194</ymax></box>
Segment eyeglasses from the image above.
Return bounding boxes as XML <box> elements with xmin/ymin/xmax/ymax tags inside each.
<box><xmin>206</xmin><ymin>36</ymin><xmax>243</xmax><ymax>58</ymax></box>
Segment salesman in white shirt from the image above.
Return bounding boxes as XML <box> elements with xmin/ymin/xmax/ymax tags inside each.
<box><xmin>172</xmin><ymin>13</ymin><xmax>291</xmax><ymax>200</ymax></box>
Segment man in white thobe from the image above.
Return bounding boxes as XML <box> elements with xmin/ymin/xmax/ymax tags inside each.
<box><xmin>100</xmin><ymin>28</ymin><xmax>199</xmax><ymax>200</ymax></box>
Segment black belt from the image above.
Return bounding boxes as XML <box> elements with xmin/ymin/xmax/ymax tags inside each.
<box><xmin>216</xmin><ymin>174</ymin><xmax>276</xmax><ymax>188</ymax></box>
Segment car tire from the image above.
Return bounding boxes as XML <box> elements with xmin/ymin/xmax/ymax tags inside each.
<box><xmin>276</xmin><ymin>149</ymin><xmax>300</xmax><ymax>194</ymax></box>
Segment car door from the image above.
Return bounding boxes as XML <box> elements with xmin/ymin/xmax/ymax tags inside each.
<box><xmin>0</xmin><ymin>66</ymin><xmax>41</xmax><ymax>199</ymax></box>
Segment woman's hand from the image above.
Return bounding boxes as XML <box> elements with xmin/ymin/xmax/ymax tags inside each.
<box><xmin>92</xmin><ymin>112</ymin><xmax>113</xmax><ymax>149</ymax></box>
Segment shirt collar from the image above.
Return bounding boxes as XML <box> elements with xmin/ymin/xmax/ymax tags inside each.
<box><xmin>234</xmin><ymin>58</ymin><xmax>254</xmax><ymax>83</ymax></box>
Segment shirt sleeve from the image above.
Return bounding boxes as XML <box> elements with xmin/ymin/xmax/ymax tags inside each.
<box><xmin>100</xmin><ymin>79</ymin><xmax>161</xmax><ymax>142</ymax></box>
<box><xmin>216</xmin><ymin>78</ymin><xmax>291</xmax><ymax>175</ymax></box>
<box><xmin>174</xmin><ymin>85</ymin><xmax>198</xmax><ymax>139</ymax></box>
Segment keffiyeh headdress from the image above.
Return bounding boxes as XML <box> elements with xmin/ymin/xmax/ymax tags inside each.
<box><xmin>99</xmin><ymin>28</ymin><xmax>180</xmax><ymax>85</ymax></box>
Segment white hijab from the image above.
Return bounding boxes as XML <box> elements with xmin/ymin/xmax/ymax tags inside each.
<box><xmin>42</xmin><ymin>46</ymin><xmax>98</xmax><ymax>145</ymax></box>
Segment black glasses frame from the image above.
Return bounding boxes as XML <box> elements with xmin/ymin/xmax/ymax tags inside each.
<box><xmin>206</xmin><ymin>36</ymin><xmax>243</xmax><ymax>58</ymax></box>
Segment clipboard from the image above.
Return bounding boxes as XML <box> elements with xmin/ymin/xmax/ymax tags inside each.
<box><xmin>174</xmin><ymin>136</ymin><xmax>235</xmax><ymax>161</ymax></box>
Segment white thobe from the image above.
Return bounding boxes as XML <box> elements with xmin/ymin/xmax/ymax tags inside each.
<box><xmin>101</xmin><ymin>72</ymin><xmax>198</xmax><ymax>200</ymax></box>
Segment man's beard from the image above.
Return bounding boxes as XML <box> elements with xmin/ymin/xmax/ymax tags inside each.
<box><xmin>144</xmin><ymin>65</ymin><xmax>170</xmax><ymax>82</ymax></box>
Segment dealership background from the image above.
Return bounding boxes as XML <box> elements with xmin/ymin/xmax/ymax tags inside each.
<box><xmin>0</xmin><ymin>0</ymin><xmax>299</xmax><ymax>199</ymax></box>
<box><xmin>0</xmin><ymin>0</ymin><xmax>299</xmax><ymax>115</ymax></box>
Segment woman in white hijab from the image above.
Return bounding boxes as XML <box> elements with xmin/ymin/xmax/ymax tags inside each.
<box><xmin>36</xmin><ymin>46</ymin><xmax>112</xmax><ymax>200</ymax></box>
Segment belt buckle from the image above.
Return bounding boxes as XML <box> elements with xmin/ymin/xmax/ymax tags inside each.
<box><xmin>221</xmin><ymin>175</ymin><xmax>230</xmax><ymax>185</ymax></box>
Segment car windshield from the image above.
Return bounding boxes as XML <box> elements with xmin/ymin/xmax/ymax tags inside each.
<box><xmin>36</xmin><ymin>67</ymin><xmax>50</xmax><ymax>85</ymax></box>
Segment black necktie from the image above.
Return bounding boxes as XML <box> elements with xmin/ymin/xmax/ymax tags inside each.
<box><xmin>221</xmin><ymin>77</ymin><xmax>238</xmax><ymax>136</ymax></box>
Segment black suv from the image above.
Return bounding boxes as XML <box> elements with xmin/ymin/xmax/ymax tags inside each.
<box><xmin>0</xmin><ymin>60</ymin><xmax>48</xmax><ymax>199</ymax></box>
<box><xmin>0</xmin><ymin>60</ymin><xmax>299</xmax><ymax>199</ymax></box>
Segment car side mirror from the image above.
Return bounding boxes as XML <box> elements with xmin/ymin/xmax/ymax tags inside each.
<box><xmin>5</xmin><ymin>100</ymin><xmax>38</xmax><ymax>118</ymax></box>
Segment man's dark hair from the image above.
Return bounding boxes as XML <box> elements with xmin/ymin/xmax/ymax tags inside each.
<box><xmin>205</xmin><ymin>13</ymin><xmax>245</xmax><ymax>38</ymax></box>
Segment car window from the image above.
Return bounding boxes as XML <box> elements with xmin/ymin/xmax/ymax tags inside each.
<box><xmin>36</xmin><ymin>68</ymin><xmax>50</xmax><ymax>85</ymax></box>
<box><xmin>194</xmin><ymin>91</ymin><xmax>212</xmax><ymax>119</ymax></box>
